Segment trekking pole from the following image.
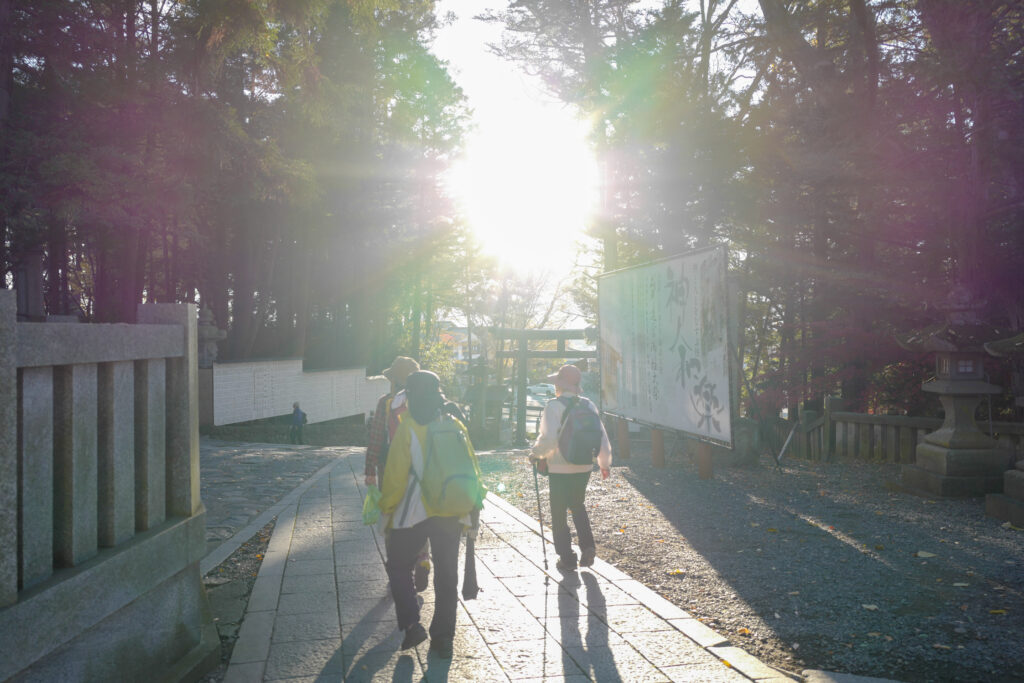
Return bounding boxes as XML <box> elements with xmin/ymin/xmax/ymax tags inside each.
<box><xmin>532</xmin><ymin>462</ymin><xmax>549</xmax><ymax>570</ymax></box>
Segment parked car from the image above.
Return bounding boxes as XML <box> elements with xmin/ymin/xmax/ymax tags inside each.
<box><xmin>527</xmin><ymin>382</ymin><xmax>556</xmax><ymax>398</ymax></box>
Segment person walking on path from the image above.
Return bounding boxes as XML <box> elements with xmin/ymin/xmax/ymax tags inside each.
<box><xmin>365</xmin><ymin>356</ymin><xmax>420</xmax><ymax>486</ymax></box>
<box><xmin>365</xmin><ymin>356</ymin><xmax>432</xmax><ymax>590</ymax></box>
<box><xmin>379</xmin><ymin>371</ymin><xmax>484</xmax><ymax>658</ymax></box>
<box><xmin>529</xmin><ymin>364</ymin><xmax>612</xmax><ymax>572</ymax></box>
<box><xmin>289</xmin><ymin>402</ymin><xmax>307</xmax><ymax>445</ymax></box>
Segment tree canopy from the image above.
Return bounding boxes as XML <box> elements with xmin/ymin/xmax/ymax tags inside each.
<box><xmin>483</xmin><ymin>0</ymin><xmax>1024</xmax><ymax>417</ymax></box>
<box><xmin>2</xmin><ymin>0</ymin><xmax>1022</xmax><ymax>416</ymax></box>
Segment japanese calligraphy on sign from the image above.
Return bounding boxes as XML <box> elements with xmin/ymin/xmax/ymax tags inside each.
<box><xmin>598</xmin><ymin>246</ymin><xmax>732</xmax><ymax>447</ymax></box>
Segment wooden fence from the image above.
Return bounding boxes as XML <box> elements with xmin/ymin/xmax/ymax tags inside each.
<box><xmin>771</xmin><ymin>398</ymin><xmax>1024</xmax><ymax>465</ymax></box>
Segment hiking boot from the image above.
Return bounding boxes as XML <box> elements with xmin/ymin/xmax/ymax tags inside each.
<box><xmin>429</xmin><ymin>638</ymin><xmax>453</xmax><ymax>659</ymax></box>
<box><xmin>556</xmin><ymin>555</ymin><xmax>578</xmax><ymax>572</ymax></box>
<box><xmin>579</xmin><ymin>547</ymin><xmax>596</xmax><ymax>567</ymax></box>
<box><xmin>401</xmin><ymin>623</ymin><xmax>428</xmax><ymax>650</ymax></box>
<box><xmin>414</xmin><ymin>558</ymin><xmax>431</xmax><ymax>592</ymax></box>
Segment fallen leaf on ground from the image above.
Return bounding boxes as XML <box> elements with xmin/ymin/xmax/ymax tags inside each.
<box><xmin>989</xmin><ymin>609</ymin><xmax>1008</xmax><ymax>615</ymax></box>
<box><xmin>933</xmin><ymin>644</ymin><xmax>951</xmax><ymax>650</ymax></box>
<box><xmin>916</xmin><ymin>551</ymin><xmax>937</xmax><ymax>558</ymax></box>
<box><xmin>953</xmin><ymin>583</ymin><xmax>969</xmax><ymax>587</ymax></box>
<box><xmin>737</xmin><ymin>627</ymin><xmax>751</xmax><ymax>635</ymax></box>
<box><xmin>767</xmin><ymin>528</ymin><xmax>778</xmax><ymax>533</ymax></box>
<box><xmin>862</xmin><ymin>604</ymin><xmax>879</xmax><ymax>611</ymax></box>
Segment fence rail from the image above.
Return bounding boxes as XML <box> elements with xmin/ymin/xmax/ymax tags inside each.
<box><xmin>770</xmin><ymin>400</ymin><xmax>1024</xmax><ymax>465</ymax></box>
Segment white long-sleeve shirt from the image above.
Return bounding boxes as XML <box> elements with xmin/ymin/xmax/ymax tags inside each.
<box><xmin>530</xmin><ymin>392</ymin><xmax>612</xmax><ymax>474</ymax></box>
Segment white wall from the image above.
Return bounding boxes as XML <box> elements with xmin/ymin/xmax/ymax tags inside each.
<box><xmin>212</xmin><ymin>359</ymin><xmax>388</xmax><ymax>426</ymax></box>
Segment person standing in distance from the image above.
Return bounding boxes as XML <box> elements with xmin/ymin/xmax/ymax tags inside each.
<box><xmin>290</xmin><ymin>402</ymin><xmax>307</xmax><ymax>445</ymax></box>
<box><xmin>529</xmin><ymin>364</ymin><xmax>612</xmax><ymax>572</ymax></box>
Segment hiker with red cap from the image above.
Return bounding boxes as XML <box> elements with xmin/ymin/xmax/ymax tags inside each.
<box><xmin>529</xmin><ymin>363</ymin><xmax>612</xmax><ymax>572</ymax></box>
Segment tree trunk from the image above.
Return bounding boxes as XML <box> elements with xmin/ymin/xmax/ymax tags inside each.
<box><xmin>0</xmin><ymin>0</ymin><xmax>12</xmax><ymax>129</ymax></box>
<box><xmin>45</xmin><ymin>216</ymin><xmax>69</xmax><ymax>314</ymax></box>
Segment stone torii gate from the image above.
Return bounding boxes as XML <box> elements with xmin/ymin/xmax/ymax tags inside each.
<box><xmin>492</xmin><ymin>326</ymin><xmax>598</xmax><ymax>446</ymax></box>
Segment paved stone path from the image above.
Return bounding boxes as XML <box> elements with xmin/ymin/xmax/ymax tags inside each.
<box><xmin>201</xmin><ymin>440</ymin><xmax>795</xmax><ymax>683</ymax></box>
<box><xmin>200</xmin><ymin>439</ymin><xmax>347</xmax><ymax>558</ymax></box>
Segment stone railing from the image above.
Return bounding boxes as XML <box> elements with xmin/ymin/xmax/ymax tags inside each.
<box><xmin>0</xmin><ymin>291</ymin><xmax>217</xmax><ymax>681</ymax></box>
<box><xmin>771</xmin><ymin>397</ymin><xmax>1024</xmax><ymax>465</ymax></box>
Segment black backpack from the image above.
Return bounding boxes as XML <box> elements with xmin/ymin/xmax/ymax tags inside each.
<box><xmin>556</xmin><ymin>396</ymin><xmax>603</xmax><ymax>465</ymax></box>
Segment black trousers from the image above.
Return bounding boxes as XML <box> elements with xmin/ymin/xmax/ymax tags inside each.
<box><xmin>385</xmin><ymin>516</ymin><xmax>461</xmax><ymax>641</ymax></box>
<box><xmin>549</xmin><ymin>471</ymin><xmax>595</xmax><ymax>560</ymax></box>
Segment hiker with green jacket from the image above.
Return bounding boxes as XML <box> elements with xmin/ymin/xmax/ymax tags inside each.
<box><xmin>380</xmin><ymin>371</ymin><xmax>484</xmax><ymax>658</ymax></box>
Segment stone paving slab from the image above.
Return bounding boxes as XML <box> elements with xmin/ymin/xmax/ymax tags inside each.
<box><xmin>207</xmin><ymin>446</ymin><xmax>791</xmax><ymax>681</ymax></box>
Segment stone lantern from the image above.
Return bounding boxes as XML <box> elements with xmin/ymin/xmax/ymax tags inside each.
<box><xmin>982</xmin><ymin>332</ymin><xmax>1024</xmax><ymax>525</ymax></box>
<box><xmin>197</xmin><ymin>306</ymin><xmax>226</xmax><ymax>369</ymax></box>
<box><xmin>895</xmin><ymin>286</ymin><xmax>1008</xmax><ymax>497</ymax></box>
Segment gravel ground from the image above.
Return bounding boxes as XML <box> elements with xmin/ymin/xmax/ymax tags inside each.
<box><xmin>198</xmin><ymin>521</ymin><xmax>275</xmax><ymax>683</ymax></box>
<box><xmin>476</xmin><ymin>445</ymin><xmax>1024</xmax><ymax>683</ymax></box>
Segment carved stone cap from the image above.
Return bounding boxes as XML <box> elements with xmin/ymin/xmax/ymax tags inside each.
<box><xmin>984</xmin><ymin>332</ymin><xmax>1024</xmax><ymax>359</ymax></box>
<box><xmin>895</xmin><ymin>322</ymin><xmax>1006</xmax><ymax>354</ymax></box>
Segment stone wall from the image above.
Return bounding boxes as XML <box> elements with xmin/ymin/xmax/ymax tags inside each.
<box><xmin>0</xmin><ymin>293</ymin><xmax>218</xmax><ymax>682</ymax></box>
<box><xmin>210</xmin><ymin>359</ymin><xmax>387</xmax><ymax>426</ymax></box>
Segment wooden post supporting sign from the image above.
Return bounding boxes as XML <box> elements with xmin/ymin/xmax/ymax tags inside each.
<box><xmin>697</xmin><ymin>440</ymin><xmax>713</xmax><ymax>480</ymax></box>
<box><xmin>651</xmin><ymin>428</ymin><xmax>665</xmax><ymax>468</ymax></box>
<box><xmin>616</xmin><ymin>417</ymin><xmax>631</xmax><ymax>460</ymax></box>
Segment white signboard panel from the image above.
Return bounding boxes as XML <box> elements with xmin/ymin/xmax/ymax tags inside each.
<box><xmin>598</xmin><ymin>247</ymin><xmax>732</xmax><ymax>446</ymax></box>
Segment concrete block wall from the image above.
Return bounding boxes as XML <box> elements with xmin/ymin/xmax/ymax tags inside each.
<box><xmin>211</xmin><ymin>359</ymin><xmax>387</xmax><ymax>426</ymax></box>
<box><xmin>0</xmin><ymin>293</ymin><xmax>218</xmax><ymax>682</ymax></box>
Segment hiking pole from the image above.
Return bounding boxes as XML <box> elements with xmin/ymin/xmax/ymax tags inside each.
<box><xmin>532</xmin><ymin>462</ymin><xmax>548</xmax><ymax>570</ymax></box>
<box><xmin>462</xmin><ymin>507</ymin><xmax>480</xmax><ymax>599</ymax></box>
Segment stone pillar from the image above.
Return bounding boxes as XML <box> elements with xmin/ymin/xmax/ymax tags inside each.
<box><xmin>97</xmin><ymin>361</ymin><xmax>135</xmax><ymax>546</ymax></box>
<box><xmin>0</xmin><ymin>291</ymin><xmax>17</xmax><ymax>606</ymax></box>
<box><xmin>53</xmin><ymin>363</ymin><xmax>99</xmax><ymax>567</ymax></box>
<box><xmin>134</xmin><ymin>358</ymin><xmax>167</xmax><ymax>530</ymax></box>
<box><xmin>138</xmin><ymin>304</ymin><xmax>200</xmax><ymax>517</ymax></box>
<box><xmin>19</xmin><ymin>366</ymin><xmax>54</xmax><ymax>590</ymax></box>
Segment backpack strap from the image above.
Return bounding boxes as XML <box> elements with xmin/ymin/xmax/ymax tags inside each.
<box><xmin>556</xmin><ymin>396</ymin><xmax>581</xmax><ymax>442</ymax></box>
<box><xmin>397</xmin><ymin>428</ymin><xmax>425</xmax><ymax>527</ymax></box>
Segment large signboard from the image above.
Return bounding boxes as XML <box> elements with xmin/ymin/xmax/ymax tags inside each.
<box><xmin>598</xmin><ymin>246</ymin><xmax>732</xmax><ymax>447</ymax></box>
